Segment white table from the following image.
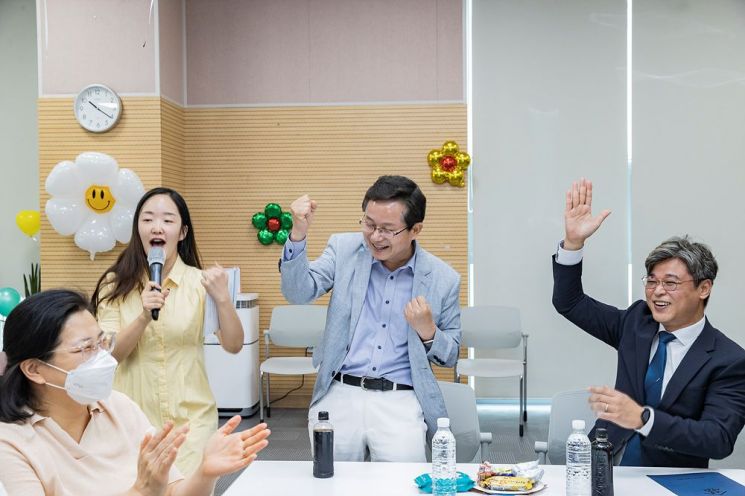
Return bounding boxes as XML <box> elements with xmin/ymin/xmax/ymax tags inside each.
<box><xmin>222</xmin><ymin>461</ymin><xmax>745</xmax><ymax>495</ymax></box>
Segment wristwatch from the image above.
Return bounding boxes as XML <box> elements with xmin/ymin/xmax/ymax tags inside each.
<box><xmin>640</xmin><ymin>407</ymin><xmax>651</xmax><ymax>426</ymax></box>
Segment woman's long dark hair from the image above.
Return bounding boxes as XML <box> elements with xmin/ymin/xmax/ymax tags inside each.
<box><xmin>0</xmin><ymin>290</ymin><xmax>90</xmax><ymax>422</ymax></box>
<box><xmin>91</xmin><ymin>187</ymin><xmax>202</xmax><ymax>314</ymax></box>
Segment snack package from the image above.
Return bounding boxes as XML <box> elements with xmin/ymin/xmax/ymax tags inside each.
<box><xmin>481</xmin><ymin>476</ymin><xmax>534</xmax><ymax>491</ymax></box>
<box><xmin>477</xmin><ymin>459</ymin><xmax>544</xmax><ymax>489</ymax></box>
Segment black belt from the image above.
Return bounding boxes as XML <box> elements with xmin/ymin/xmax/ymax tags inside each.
<box><xmin>334</xmin><ymin>373</ymin><xmax>413</xmax><ymax>391</ymax></box>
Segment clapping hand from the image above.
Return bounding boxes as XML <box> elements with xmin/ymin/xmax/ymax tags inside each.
<box><xmin>564</xmin><ymin>178</ymin><xmax>611</xmax><ymax>250</ymax></box>
<box><xmin>133</xmin><ymin>422</ymin><xmax>189</xmax><ymax>496</ymax></box>
<box><xmin>199</xmin><ymin>417</ymin><xmax>271</xmax><ymax>478</ymax></box>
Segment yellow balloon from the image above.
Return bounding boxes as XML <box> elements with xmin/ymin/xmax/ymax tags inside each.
<box><xmin>455</xmin><ymin>151</ymin><xmax>471</xmax><ymax>169</ymax></box>
<box><xmin>16</xmin><ymin>210</ymin><xmax>40</xmax><ymax>237</ymax></box>
<box><xmin>431</xmin><ymin>169</ymin><xmax>448</xmax><ymax>184</ymax></box>
<box><xmin>441</xmin><ymin>141</ymin><xmax>459</xmax><ymax>155</ymax></box>
<box><xmin>448</xmin><ymin>170</ymin><xmax>465</xmax><ymax>187</ymax></box>
<box><xmin>428</xmin><ymin>150</ymin><xmax>444</xmax><ymax>168</ymax></box>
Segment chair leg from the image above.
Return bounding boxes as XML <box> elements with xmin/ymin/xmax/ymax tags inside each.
<box><xmin>523</xmin><ymin>364</ymin><xmax>528</xmax><ymax>422</ymax></box>
<box><xmin>259</xmin><ymin>371</ymin><xmax>265</xmax><ymax>423</ymax></box>
<box><xmin>266</xmin><ymin>374</ymin><xmax>272</xmax><ymax>418</ymax></box>
<box><xmin>518</xmin><ymin>376</ymin><xmax>525</xmax><ymax>437</ymax></box>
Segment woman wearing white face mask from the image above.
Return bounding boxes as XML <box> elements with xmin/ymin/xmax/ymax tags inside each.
<box><xmin>0</xmin><ymin>290</ymin><xmax>270</xmax><ymax>496</ymax></box>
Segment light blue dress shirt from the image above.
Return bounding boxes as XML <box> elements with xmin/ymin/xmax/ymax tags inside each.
<box><xmin>284</xmin><ymin>238</ymin><xmax>416</xmax><ymax>386</ymax></box>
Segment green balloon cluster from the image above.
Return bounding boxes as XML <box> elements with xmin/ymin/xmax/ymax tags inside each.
<box><xmin>251</xmin><ymin>203</ymin><xmax>293</xmax><ymax>245</ymax></box>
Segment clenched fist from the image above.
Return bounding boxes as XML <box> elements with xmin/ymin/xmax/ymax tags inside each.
<box><xmin>201</xmin><ymin>263</ymin><xmax>230</xmax><ymax>304</ymax></box>
<box><xmin>404</xmin><ymin>296</ymin><xmax>436</xmax><ymax>341</ymax></box>
<box><xmin>289</xmin><ymin>194</ymin><xmax>317</xmax><ymax>241</ymax></box>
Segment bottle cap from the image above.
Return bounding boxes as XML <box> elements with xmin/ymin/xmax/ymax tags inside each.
<box><xmin>318</xmin><ymin>411</ymin><xmax>329</xmax><ymax>421</ymax></box>
<box><xmin>572</xmin><ymin>419</ymin><xmax>585</xmax><ymax>430</ymax></box>
<box><xmin>437</xmin><ymin>417</ymin><xmax>450</xmax><ymax>428</ymax></box>
<box><xmin>595</xmin><ymin>427</ymin><xmax>608</xmax><ymax>439</ymax></box>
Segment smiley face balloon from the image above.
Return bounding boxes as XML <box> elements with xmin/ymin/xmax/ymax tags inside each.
<box><xmin>84</xmin><ymin>185</ymin><xmax>116</xmax><ymax>213</ymax></box>
<box><xmin>45</xmin><ymin>152</ymin><xmax>145</xmax><ymax>260</ymax></box>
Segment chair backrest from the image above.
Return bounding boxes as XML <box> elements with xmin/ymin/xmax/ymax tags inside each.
<box><xmin>546</xmin><ymin>389</ymin><xmax>596</xmax><ymax>464</ymax></box>
<box><xmin>267</xmin><ymin>305</ymin><xmax>327</xmax><ymax>348</ymax></box>
<box><xmin>437</xmin><ymin>381</ymin><xmax>483</xmax><ymax>463</ymax></box>
<box><xmin>460</xmin><ymin>305</ymin><xmax>522</xmax><ymax>349</ymax></box>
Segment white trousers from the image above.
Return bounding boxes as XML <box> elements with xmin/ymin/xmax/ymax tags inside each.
<box><xmin>307</xmin><ymin>381</ymin><xmax>427</xmax><ymax>462</ymax></box>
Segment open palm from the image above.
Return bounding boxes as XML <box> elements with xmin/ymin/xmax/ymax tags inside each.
<box><xmin>200</xmin><ymin>417</ymin><xmax>270</xmax><ymax>478</ymax></box>
<box><xmin>564</xmin><ymin>179</ymin><xmax>611</xmax><ymax>249</ymax></box>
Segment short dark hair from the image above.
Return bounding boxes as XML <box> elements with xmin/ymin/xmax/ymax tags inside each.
<box><xmin>361</xmin><ymin>175</ymin><xmax>426</xmax><ymax>228</ymax></box>
<box><xmin>0</xmin><ymin>290</ymin><xmax>91</xmax><ymax>422</ymax></box>
<box><xmin>645</xmin><ymin>235</ymin><xmax>718</xmax><ymax>306</ymax></box>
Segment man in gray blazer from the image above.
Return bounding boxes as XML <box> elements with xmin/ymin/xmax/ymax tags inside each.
<box><xmin>280</xmin><ymin>175</ymin><xmax>461</xmax><ymax>462</ymax></box>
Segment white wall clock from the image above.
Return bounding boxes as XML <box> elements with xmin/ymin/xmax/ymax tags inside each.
<box><xmin>73</xmin><ymin>84</ymin><xmax>122</xmax><ymax>133</ymax></box>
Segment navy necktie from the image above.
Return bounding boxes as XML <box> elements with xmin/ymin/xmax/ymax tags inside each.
<box><xmin>620</xmin><ymin>331</ymin><xmax>676</xmax><ymax>466</ymax></box>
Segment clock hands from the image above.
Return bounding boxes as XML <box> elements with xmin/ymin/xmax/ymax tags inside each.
<box><xmin>88</xmin><ymin>101</ymin><xmax>113</xmax><ymax>119</ymax></box>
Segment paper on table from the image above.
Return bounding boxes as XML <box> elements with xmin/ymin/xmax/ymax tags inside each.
<box><xmin>648</xmin><ymin>472</ymin><xmax>745</xmax><ymax>495</ymax></box>
<box><xmin>202</xmin><ymin>267</ymin><xmax>240</xmax><ymax>341</ymax></box>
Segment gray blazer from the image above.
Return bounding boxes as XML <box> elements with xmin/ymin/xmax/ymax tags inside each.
<box><xmin>280</xmin><ymin>232</ymin><xmax>462</xmax><ymax>441</ymax></box>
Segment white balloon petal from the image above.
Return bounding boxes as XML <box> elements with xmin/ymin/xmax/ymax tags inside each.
<box><xmin>74</xmin><ymin>215</ymin><xmax>116</xmax><ymax>260</ymax></box>
<box><xmin>44</xmin><ymin>152</ymin><xmax>145</xmax><ymax>259</ymax></box>
<box><xmin>112</xmin><ymin>168</ymin><xmax>146</xmax><ymax>206</ymax></box>
<box><xmin>109</xmin><ymin>203</ymin><xmax>135</xmax><ymax>243</ymax></box>
<box><xmin>75</xmin><ymin>152</ymin><xmax>119</xmax><ymax>185</ymax></box>
<box><xmin>45</xmin><ymin>160</ymin><xmax>85</xmax><ymax>198</ymax></box>
<box><xmin>45</xmin><ymin>197</ymin><xmax>87</xmax><ymax>235</ymax></box>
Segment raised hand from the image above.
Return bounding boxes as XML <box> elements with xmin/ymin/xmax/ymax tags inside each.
<box><xmin>201</xmin><ymin>263</ymin><xmax>229</xmax><ymax>303</ymax></box>
<box><xmin>404</xmin><ymin>296</ymin><xmax>436</xmax><ymax>341</ymax></box>
<box><xmin>564</xmin><ymin>178</ymin><xmax>611</xmax><ymax>250</ymax></box>
<box><xmin>140</xmin><ymin>281</ymin><xmax>169</xmax><ymax>322</ymax></box>
<box><xmin>199</xmin><ymin>417</ymin><xmax>271</xmax><ymax>478</ymax></box>
<box><xmin>289</xmin><ymin>194</ymin><xmax>317</xmax><ymax>241</ymax></box>
<box><xmin>132</xmin><ymin>422</ymin><xmax>189</xmax><ymax>496</ymax></box>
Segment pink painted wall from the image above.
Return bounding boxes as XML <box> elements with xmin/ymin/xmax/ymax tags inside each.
<box><xmin>39</xmin><ymin>0</ymin><xmax>156</xmax><ymax>95</ymax></box>
<box><xmin>185</xmin><ymin>0</ymin><xmax>464</xmax><ymax>105</ymax></box>
<box><xmin>159</xmin><ymin>0</ymin><xmax>185</xmax><ymax>104</ymax></box>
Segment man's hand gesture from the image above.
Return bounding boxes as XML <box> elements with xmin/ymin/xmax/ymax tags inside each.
<box><xmin>564</xmin><ymin>178</ymin><xmax>611</xmax><ymax>250</ymax></box>
<box><xmin>289</xmin><ymin>194</ymin><xmax>317</xmax><ymax>242</ymax></box>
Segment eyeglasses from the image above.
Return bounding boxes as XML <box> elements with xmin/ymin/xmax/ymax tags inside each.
<box><xmin>359</xmin><ymin>218</ymin><xmax>408</xmax><ymax>240</ymax></box>
<box><xmin>642</xmin><ymin>276</ymin><xmax>694</xmax><ymax>292</ymax></box>
<box><xmin>59</xmin><ymin>332</ymin><xmax>116</xmax><ymax>361</ymax></box>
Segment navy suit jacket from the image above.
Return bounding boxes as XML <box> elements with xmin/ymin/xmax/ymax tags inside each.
<box><xmin>553</xmin><ymin>257</ymin><xmax>745</xmax><ymax>467</ymax></box>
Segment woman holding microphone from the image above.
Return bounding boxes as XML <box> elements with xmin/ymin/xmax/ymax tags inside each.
<box><xmin>91</xmin><ymin>187</ymin><xmax>244</xmax><ymax>475</ymax></box>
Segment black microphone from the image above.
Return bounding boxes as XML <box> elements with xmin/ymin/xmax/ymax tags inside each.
<box><xmin>147</xmin><ymin>247</ymin><xmax>165</xmax><ymax>321</ymax></box>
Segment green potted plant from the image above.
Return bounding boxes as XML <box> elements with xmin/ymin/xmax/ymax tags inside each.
<box><xmin>23</xmin><ymin>263</ymin><xmax>41</xmax><ymax>298</ymax></box>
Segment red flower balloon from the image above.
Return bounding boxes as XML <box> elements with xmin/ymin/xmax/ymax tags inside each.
<box><xmin>267</xmin><ymin>217</ymin><xmax>281</xmax><ymax>232</ymax></box>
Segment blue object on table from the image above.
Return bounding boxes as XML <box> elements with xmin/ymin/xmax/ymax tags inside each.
<box><xmin>648</xmin><ymin>472</ymin><xmax>745</xmax><ymax>495</ymax></box>
<box><xmin>414</xmin><ymin>472</ymin><xmax>475</xmax><ymax>493</ymax></box>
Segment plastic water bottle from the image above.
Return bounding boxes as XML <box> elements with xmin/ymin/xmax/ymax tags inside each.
<box><xmin>431</xmin><ymin>417</ymin><xmax>457</xmax><ymax>496</ymax></box>
<box><xmin>591</xmin><ymin>428</ymin><xmax>614</xmax><ymax>496</ymax></box>
<box><xmin>312</xmin><ymin>411</ymin><xmax>334</xmax><ymax>478</ymax></box>
<box><xmin>566</xmin><ymin>419</ymin><xmax>591</xmax><ymax>496</ymax></box>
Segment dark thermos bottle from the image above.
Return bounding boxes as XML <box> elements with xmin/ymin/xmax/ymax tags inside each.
<box><xmin>313</xmin><ymin>411</ymin><xmax>334</xmax><ymax>478</ymax></box>
<box><xmin>591</xmin><ymin>428</ymin><xmax>614</xmax><ymax>496</ymax></box>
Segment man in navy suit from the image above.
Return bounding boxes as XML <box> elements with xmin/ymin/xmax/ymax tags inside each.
<box><xmin>552</xmin><ymin>178</ymin><xmax>745</xmax><ymax>467</ymax></box>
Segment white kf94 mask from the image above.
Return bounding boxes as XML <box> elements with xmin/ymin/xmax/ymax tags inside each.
<box><xmin>43</xmin><ymin>350</ymin><xmax>118</xmax><ymax>405</ymax></box>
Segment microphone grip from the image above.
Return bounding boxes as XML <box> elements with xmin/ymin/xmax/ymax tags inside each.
<box><xmin>150</xmin><ymin>263</ymin><xmax>163</xmax><ymax>321</ymax></box>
